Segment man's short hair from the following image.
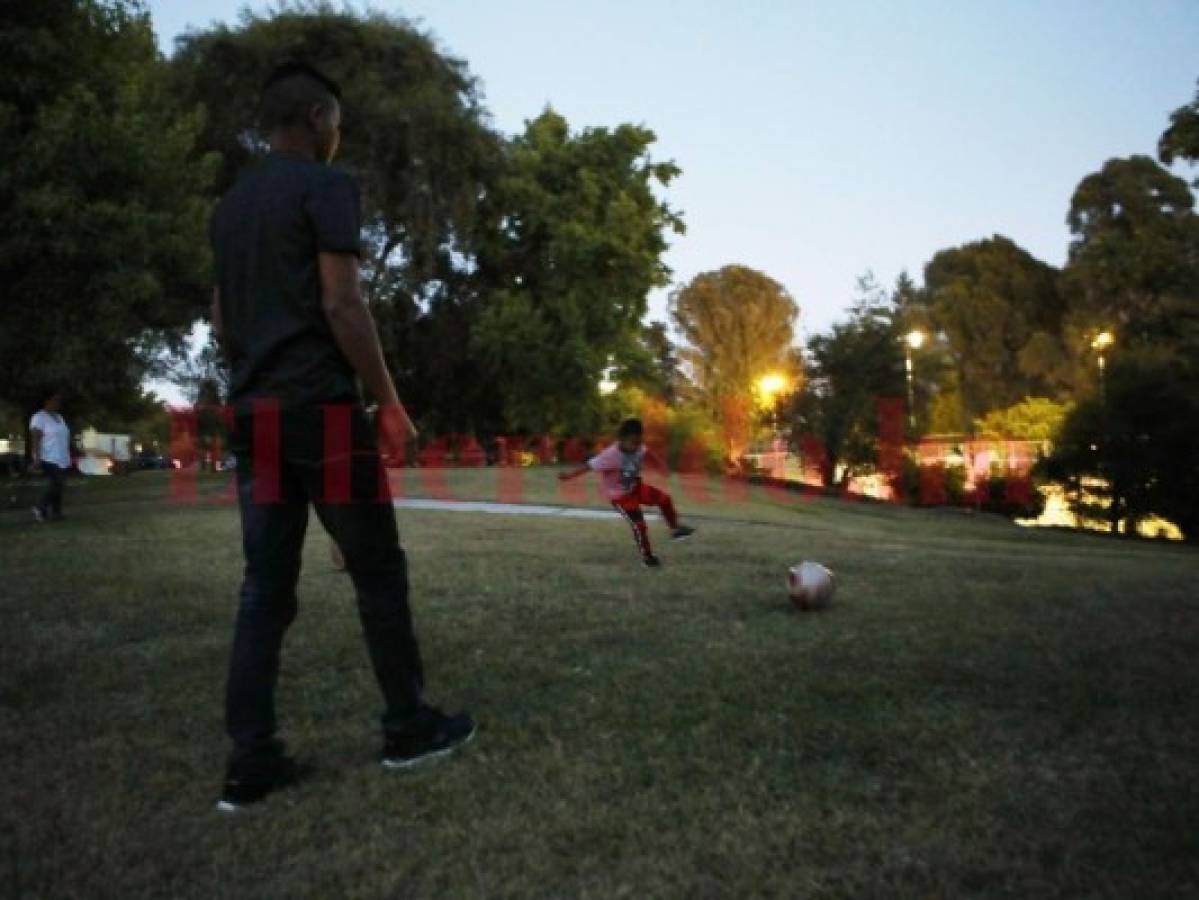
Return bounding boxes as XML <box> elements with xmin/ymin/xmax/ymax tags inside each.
<box><xmin>618</xmin><ymin>418</ymin><xmax>644</xmax><ymax>439</ymax></box>
<box><xmin>258</xmin><ymin>62</ymin><xmax>342</xmax><ymax>132</ymax></box>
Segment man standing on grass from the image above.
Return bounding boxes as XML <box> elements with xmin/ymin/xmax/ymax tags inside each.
<box><xmin>29</xmin><ymin>390</ymin><xmax>70</xmax><ymax>522</ymax></box>
<box><xmin>209</xmin><ymin>62</ymin><xmax>474</xmax><ymax>812</ymax></box>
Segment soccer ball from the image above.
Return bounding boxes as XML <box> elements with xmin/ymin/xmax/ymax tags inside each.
<box><xmin>787</xmin><ymin>561</ymin><xmax>835</xmax><ymax>611</ymax></box>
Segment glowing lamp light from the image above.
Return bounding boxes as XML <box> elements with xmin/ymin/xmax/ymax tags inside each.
<box><xmin>1091</xmin><ymin>330</ymin><xmax>1114</xmax><ymax>351</ymax></box>
<box><xmin>905</xmin><ymin>329</ymin><xmax>926</xmax><ymax>350</ymax></box>
<box><xmin>598</xmin><ymin>370</ymin><xmax>618</xmax><ymax>396</ymax></box>
<box><xmin>757</xmin><ymin>373</ymin><xmax>787</xmax><ymax>397</ymax></box>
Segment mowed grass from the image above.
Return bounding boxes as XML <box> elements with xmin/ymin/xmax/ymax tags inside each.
<box><xmin>1</xmin><ymin>469</ymin><xmax>1197</xmax><ymax>899</ymax></box>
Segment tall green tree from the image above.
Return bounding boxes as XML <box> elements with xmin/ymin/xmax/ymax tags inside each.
<box><xmin>669</xmin><ymin>264</ymin><xmax>798</xmax><ymax>449</ymax></box>
<box><xmin>1045</xmin><ymin>351</ymin><xmax>1199</xmax><ymax>542</ymax></box>
<box><xmin>169</xmin><ymin>3</ymin><xmax>503</xmax><ymax>430</ymax></box>
<box><xmin>789</xmin><ymin>275</ymin><xmax>903</xmax><ymax>488</ymax></box>
<box><xmin>1062</xmin><ymin>156</ymin><xmax>1199</xmax><ymax>356</ymax></box>
<box><xmin>921</xmin><ymin>236</ymin><xmax>1067</xmax><ymax>419</ymax></box>
<box><xmin>472</xmin><ymin>110</ymin><xmax>682</xmax><ymax>433</ymax></box>
<box><xmin>0</xmin><ymin>0</ymin><xmax>215</xmax><ymax>422</ymax></box>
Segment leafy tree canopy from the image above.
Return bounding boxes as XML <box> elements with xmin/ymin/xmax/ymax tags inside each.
<box><xmin>974</xmin><ymin>397</ymin><xmax>1072</xmax><ymax>442</ymax></box>
<box><xmin>473</xmin><ymin>110</ymin><xmax>682</xmax><ymax>433</ymax></box>
<box><xmin>1063</xmin><ymin>156</ymin><xmax>1199</xmax><ymax>354</ymax></box>
<box><xmin>921</xmin><ymin>236</ymin><xmax>1067</xmax><ymax>418</ymax></box>
<box><xmin>1046</xmin><ymin>350</ymin><xmax>1199</xmax><ymax>542</ymax></box>
<box><xmin>0</xmin><ymin>0</ymin><xmax>216</xmax><ymax>422</ymax></box>
<box><xmin>670</xmin><ymin>264</ymin><xmax>798</xmax><ymax>430</ymax></box>
<box><xmin>1159</xmin><ymin>79</ymin><xmax>1199</xmax><ymax>182</ymax></box>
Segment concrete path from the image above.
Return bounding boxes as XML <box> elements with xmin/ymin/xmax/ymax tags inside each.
<box><xmin>393</xmin><ymin>497</ymin><xmax>659</xmax><ymax>520</ymax></box>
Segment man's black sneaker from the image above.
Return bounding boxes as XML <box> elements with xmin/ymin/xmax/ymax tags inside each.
<box><xmin>382</xmin><ymin>706</ymin><xmax>476</xmax><ymax>770</ymax></box>
<box><xmin>642</xmin><ymin>554</ymin><xmax>662</xmax><ymax>568</ymax></box>
<box><xmin>215</xmin><ymin>756</ymin><xmax>309</xmax><ymax>813</ymax></box>
<box><xmin>671</xmin><ymin>525</ymin><xmax>695</xmax><ymax>541</ymax></box>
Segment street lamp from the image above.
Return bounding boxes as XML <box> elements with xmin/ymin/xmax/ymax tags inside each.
<box><xmin>598</xmin><ymin>369</ymin><xmax>618</xmax><ymax>396</ymax></box>
<box><xmin>1091</xmin><ymin>330</ymin><xmax>1113</xmax><ymax>397</ymax></box>
<box><xmin>903</xmin><ymin>329</ymin><xmax>926</xmax><ymax>432</ymax></box>
<box><xmin>756</xmin><ymin>372</ymin><xmax>788</xmax><ymax>435</ymax></box>
<box><xmin>757</xmin><ymin>373</ymin><xmax>787</xmax><ymax>399</ymax></box>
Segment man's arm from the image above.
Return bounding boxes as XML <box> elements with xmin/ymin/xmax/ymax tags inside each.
<box><xmin>29</xmin><ymin>425</ymin><xmax>42</xmax><ymax>468</ymax></box>
<box><xmin>318</xmin><ymin>252</ymin><xmax>417</xmax><ymax>447</ymax></box>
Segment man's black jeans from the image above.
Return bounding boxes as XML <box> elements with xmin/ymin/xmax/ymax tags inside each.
<box><xmin>37</xmin><ymin>462</ymin><xmax>65</xmax><ymax>517</ymax></box>
<box><xmin>226</xmin><ymin>404</ymin><xmax>424</xmax><ymax>768</ymax></box>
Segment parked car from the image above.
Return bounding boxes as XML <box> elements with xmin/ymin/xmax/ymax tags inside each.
<box><xmin>135</xmin><ymin>449</ymin><xmax>172</xmax><ymax>470</ymax></box>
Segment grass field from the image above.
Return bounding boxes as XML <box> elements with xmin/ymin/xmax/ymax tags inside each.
<box><xmin>1</xmin><ymin>468</ymin><xmax>1197</xmax><ymax>898</ymax></box>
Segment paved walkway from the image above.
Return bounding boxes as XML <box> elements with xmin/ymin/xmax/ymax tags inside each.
<box><xmin>394</xmin><ymin>497</ymin><xmax>659</xmax><ymax>520</ymax></box>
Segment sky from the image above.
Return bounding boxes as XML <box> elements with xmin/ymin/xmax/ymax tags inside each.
<box><xmin>144</xmin><ymin>0</ymin><xmax>1198</xmax><ymax>399</ymax></box>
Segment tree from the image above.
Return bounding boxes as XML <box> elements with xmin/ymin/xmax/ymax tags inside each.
<box><xmin>0</xmin><ymin>0</ymin><xmax>216</xmax><ymax>424</ymax></box>
<box><xmin>670</xmin><ymin>265</ymin><xmax>798</xmax><ymax>452</ymax></box>
<box><xmin>169</xmin><ymin>2</ymin><xmax>503</xmax><ymax>430</ymax></box>
<box><xmin>1159</xmin><ymin>79</ymin><xmax>1199</xmax><ymax>183</ymax></box>
<box><xmin>1062</xmin><ymin>156</ymin><xmax>1199</xmax><ymax>356</ymax></box>
<box><xmin>921</xmin><ymin>236</ymin><xmax>1068</xmax><ymax>419</ymax></box>
<box><xmin>472</xmin><ymin>110</ymin><xmax>682</xmax><ymax>433</ymax></box>
<box><xmin>1045</xmin><ymin>351</ymin><xmax>1199</xmax><ymax>542</ymax></box>
<box><xmin>613</xmin><ymin>321</ymin><xmax>681</xmax><ymax>402</ymax></box>
<box><xmin>974</xmin><ymin>397</ymin><xmax>1071</xmax><ymax>442</ymax></box>
<box><xmin>789</xmin><ymin>276</ymin><xmax>904</xmax><ymax>488</ymax></box>
<box><xmin>167</xmin><ymin>332</ymin><xmax>230</xmax><ymax>404</ymax></box>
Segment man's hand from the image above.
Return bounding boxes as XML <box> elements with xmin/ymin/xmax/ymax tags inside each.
<box><xmin>377</xmin><ymin>402</ymin><xmax>418</xmax><ymax>462</ymax></box>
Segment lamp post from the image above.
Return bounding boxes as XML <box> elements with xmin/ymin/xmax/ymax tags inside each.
<box><xmin>757</xmin><ymin>373</ymin><xmax>787</xmax><ymax>435</ymax></box>
<box><xmin>598</xmin><ymin>369</ymin><xmax>618</xmax><ymax>396</ymax></box>
<box><xmin>1091</xmin><ymin>330</ymin><xmax>1113</xmax><ymax>399</ymax></box>
<box><xmin>903</xmin><ymin>329</ymin><xmax>926</xmax><ymax>432</ymax></box>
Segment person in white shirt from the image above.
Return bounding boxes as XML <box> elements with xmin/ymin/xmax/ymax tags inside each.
<box><xmin>30</xmin><ymin>391</ymin><xmax>71</xmax><ymax>522</ymax></box>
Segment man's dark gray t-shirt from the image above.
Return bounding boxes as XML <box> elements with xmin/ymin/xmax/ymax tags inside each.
<box><xmin>210</xmin><ymin>152</ymin><xmax>361</xmax><ymax>410</ymax></box>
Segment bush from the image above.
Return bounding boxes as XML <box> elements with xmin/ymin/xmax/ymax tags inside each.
<box><xmin>978</xmin><ymin>474</ymin><xmax>1047</xmax><ymax>519</ymax></box>
<box><xmin>944</xmin><ymin>464</ymin><xmax>967</xmax><ymax>504</ymax></box>
<box><xmin>888</xmin><ymin>452</ymin><xmax>922</xmax><ymax>503</ymax></box>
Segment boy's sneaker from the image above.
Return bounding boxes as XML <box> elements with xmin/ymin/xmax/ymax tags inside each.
<box><xmin>642</xmin><ymin>553</ymin><xmax>662</xmax><ymax>568</ymax></box>
<box><xmin>671</xmin><ymin>525</ymin><xmax>695</xmax><ymax>541</ymax></box>
<box><xmin>382</xmin><ymin>706</ymin><xmax>476</xmax><ymax>770</ymax></box>
<box><xmin>31</xmin><ymin>506</ymin><xmax>44</xmax><ymax>523</ymax></box>
<box><xmin>216</xmin><ymin>755</ymin><xmax>309</xmax><ymax>814</ymax></box>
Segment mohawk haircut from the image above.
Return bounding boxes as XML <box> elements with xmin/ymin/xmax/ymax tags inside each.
<box><xmin>258</xmin><ymin>62</ymin><xmax>342</xmax><ymax>132</ymax></box>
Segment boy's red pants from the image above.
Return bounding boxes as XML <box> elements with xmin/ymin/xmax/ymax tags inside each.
<box><xmin>612</xmin><ymin>481</ymin><xmax>678</xmax><ymax>558</ymax></box>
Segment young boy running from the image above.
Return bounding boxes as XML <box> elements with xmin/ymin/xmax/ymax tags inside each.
<box><xmin>559</xmin><ymin>418</ymin><xmax>695</xmax><ymax>567</ymax></box>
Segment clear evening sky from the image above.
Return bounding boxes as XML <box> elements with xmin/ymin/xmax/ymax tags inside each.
<box><xmin>147</xmin><ymin>0</ymin><xmax>1197</xmax><ymax>339</ymax></box>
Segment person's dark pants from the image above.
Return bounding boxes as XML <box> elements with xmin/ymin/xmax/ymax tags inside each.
<box><xmin>225</xmin><ymin>405</ymin><xmax>424</xmax><ymax>770</ymax></box>
<box><xmin>37</xmin><ymin>462</ymin><xmax>65</xmax><ymax>518</ymax></box>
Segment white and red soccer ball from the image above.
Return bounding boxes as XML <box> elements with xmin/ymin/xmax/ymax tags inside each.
<box><xmin>787</xmin><ymin>561</ymin><xmax>836</xmax><ymax>611</ymax></box>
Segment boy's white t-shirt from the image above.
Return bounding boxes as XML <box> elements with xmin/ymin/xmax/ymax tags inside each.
<box><xmin>30</xmin><ymin>411</ymin><xmax>71</xmax><ymax>467</ymax></box>
<box><xmin>587</xmin><ymin>442</ymin><xmax>645</xmax><ymax>499</ymax></box>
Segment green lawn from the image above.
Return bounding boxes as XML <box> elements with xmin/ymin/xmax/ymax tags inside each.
<box><xmin>1</xmin><ymin>469</ymin><xmax>1197</xmax><ymax>898</ymax></box>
